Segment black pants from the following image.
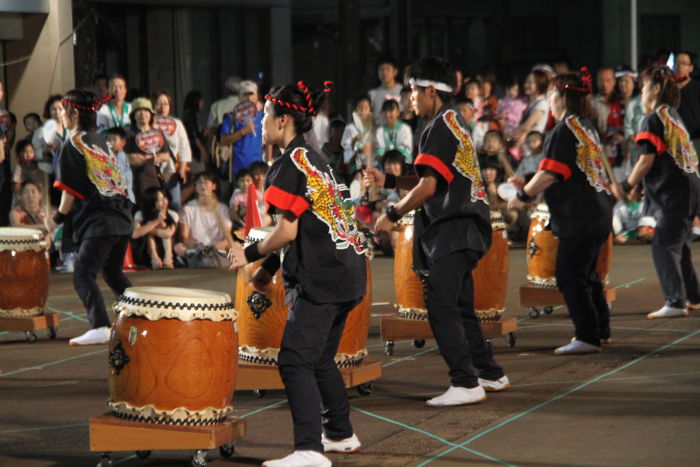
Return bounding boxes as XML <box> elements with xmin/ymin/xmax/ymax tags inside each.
<box><xmin>652</xmin><ymin>213</ymin><xmax>700</xmax><ymax>308</ymax></box>
<box><xmin>425</xmin><ymin>249</ymin><xmax>504</xmax><ymax>388</ymax></box>
<box><xmin>73</xmin><ymin>235</ymin><xmax>132</xmax><ymax>329</ymax></box>
<box><xmin>278</xmin><ymin>290</ymin><xmax>360</xmax><ymax>452</ymax></box>
<box><xmin>556</xmin><ymin>235</ymin><xmax>610</xmax><ymax>346</ymax></box>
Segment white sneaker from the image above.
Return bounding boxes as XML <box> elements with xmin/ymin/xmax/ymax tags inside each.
<box><xmin>647</xmin><ymin>305</ymin><xmax>689</xmax><ymax>319</ymax></box>
<box><xmin>554</xmin><ymin>339</ymin><xmax>601</xmax><ymax>355</ymax></box>
<box><xmin>322</xmin><ymin>433</ymin><xmax>361</xmax><ymax>454</ymax></box>
<box><xmin>425</xmin><ymin>385</ymin><xmax>486</xmax><ymax>407</ymax></box>
<box><xmin>478</xmin><ymin>376</ymin><xmax>510</xmax><ymax>392</ymax></box>
<box><xmin>69</xmin><ymin>327</ymin><xmax>111</xmax><ymax>346</ymax></box>
<box><xmin>686</xmin><ymin>302</ymin><xmax>700</xmax><ymax>311</ymax></box>
<box><xmin>262</xmin><ymin>450</ymin><xmax>331</xmax><ymax>467</ymax></box>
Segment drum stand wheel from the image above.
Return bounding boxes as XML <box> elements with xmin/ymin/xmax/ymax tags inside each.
<box><xmin>384</xmin><ymin>341</ymin><xmax>395</xmax><ymax>356</ymax></box>
<box><xmin>25</xmin><ymin>331</ymin><xmax>37</xmax><ymax>343</ymax></box>
<box><xmin>191</xmin><ymin>449</ymin><xmax>208</xmax><ymax>466</ymax></box>
<box><xmin>219</xmin><ymin>442</ymin><xmax>236</xmax><ymax>458</ymax></box>
<box><xmin>528</xmin><ymin>306</ymin><xmax>554</xmax><ymax>319</ymax></box>
<box><xmin>0</xmin><ymin>312</ymin><xmax>60</xmax><ymax>343</ymax></box>
<box><xmin>47</xmin><ymin>326</ymin><xmax>57</xmax><ymax>339</ymax></box>
<box><xmin>252</xmin><ymin>389</ymin><xmax>266</xmax><ymax>399</ymax></box>
<box><xmin>412</xmin><ymin>339</ymin><xmax>426</xmax><ymax>348</ymax></box>
<box><xmin>135</xmin><ymin>450</ymin><xmax>151</xmax><ymax>459</ymax></box>
<box><xmin>356</xmin><ymin>382</ymin><xmax>374</xmax><ymax>396</ymax></box>
<box><xmin>506</xmin><ymin>333</ymin><xmax>516</xmax><ymax>347</ymax></box>
<box><xmin>98</xmin><ymin>453</ymin><xmax>112</xmax><ymax>467</ymax></box>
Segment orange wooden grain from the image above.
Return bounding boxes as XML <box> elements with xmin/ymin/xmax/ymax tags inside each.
<box><xmin>473</xmin><ymin>223</ymin><xmax>509</xmax><ymax>312</ymax></box>
<box><xmin>0</xmin><ymin>249</ymin><xmax>49</xmax><ymax>313</ymax></box>
<box><xmin>393</xmin><ymin>224</ymin><xmax>425</xmax><ymax>310</ymax></box>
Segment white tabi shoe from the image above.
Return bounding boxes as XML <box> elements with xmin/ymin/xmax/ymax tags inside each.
<box><xmin>554</xmin><ymin>339</ymin><xmax>601</xmax><ymax>355</ymax></box>
<box><xmin>425</xmin><ymin>385</ymin><xmax>486</xmax><ymax>407</ymax></box>
<box><xmin>647</xmin><ymin>305</ymin><xmax>689</xmax><ymax>319</ymax></box>
<box><xmin>262</xmin><ymin>450</ymin><xmax>331</xmax><ymax>467</ymax></box>
<box><xmin>322</xmin><ymin>432</ymin><xmax>361</xmax><ymax>453</ymax></box>
<box><xmin>478</xmin><ymin>375</ymin><xmax>511</xmax><ymax>392</ymax></box>
<box><xmin>686</xmin><ymin>302</ymin><xmax>700</xmax><ymax>311</ymax></box>
<box><xmin>68</xmin><ymin>327</ymin><xmax>110</xmax><ymax>346</ymax></box>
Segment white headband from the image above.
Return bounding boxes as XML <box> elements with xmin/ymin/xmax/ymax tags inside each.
<box><xmin>615</xmin><ymin>71</ymin><xmax>638</xmax><ymax>79</ymax></box>
<box><xmin>408</xmin><ymin>78</ymin><xmax>454</xmax><ymax>93</ymax></box>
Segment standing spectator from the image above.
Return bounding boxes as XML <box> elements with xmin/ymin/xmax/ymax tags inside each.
<box><xmin>183</xmin><ymin>91</ymin><xmax>209</xmax><ymax>168</ymax></box>
<box><xmin>510</xmin><ymin>70</ymin><xmax>550</xmax><ymax>149</ymax></box>
<box><xmin>375</xmin><ymin>99</ymin><xmax>413</xmax><ymax>163</ymax></box>
<box><xmin>368</xmin><ymin>58</ymin><xmax>403</xmax><ymax>125</ymax></box>
<box><xmin>624</xmin><ymin>70</ymin><xmax>648</xmax><ymax>169</ymax></box>
<box><xmin>307</xmin><ymin>92</ymin><xmax>332</xmax><ymax>153</ymax></box>
<box><xmin>219</xmin><ymin>80</ymin><xmax>263</xmax><ymax>180</ymax></box>
<box><xmin>497</xmin><ymin>77</ymin><xmax>528</xmax><ymax>135</ymax></box>
<box><xmin>33</xmin><ymin>96</ymin><xmax>68</xmax><ymax>202</ymax></box>
<box><xmin>105</xmin><ymin>127</ymin><xmax>135</xmax><ymax>205</ymax></box>
<box><xmin>132</xmin><ymin>187</ymin><xmax>178</xmax><ymax>269</ymax></box>
<box><xmin>174</xmin><ymin>171</ymin><xmax>232</xmax><ymax>267</ymax></box>
<box><xmin>616</xmin><ymin>68</ymin><xmax>639</xmax><ymax>178</ymax></box>
<box><xmin>676</xmin><ymin>51</ymin><xmax>700</xmax><ymax>150</ymax></box>
<box><xmin>341</xmin><ymin>94</ymin><xmax>375</xmax><ymax>198</ymax></box>
<box><xmin>23</xmin><ymin>113</ymin><xmax>42</xmax><ymax>141</ymax></box>
<box><xmin>125</xmin><ymin>97</ymin><xmax>171</xmax><ymax>207</ymax></box>
<box><xmin>399</xmin><ymin>86</ymin><xmax>418</xmax><ymax>132</ymax></box>
<box><xmin>97</xmin><ymin>75</ymin><xmax>131</xmax><ymax>132</ymax></box>
<box><xmin>592</xmin><ymin>67</ymin><xmax>623</xmax><ymax>163</ymax></box>
<box><xmin>153</xmin><ymin>90</ymin><xmax>192</xmax><ymax>211</ymax></box>
<box><xmin>480</xmin><ymin>79</ymin><xmax>501</xmax><ymax>130</ymax></box>
<box><xmin>93</xmin><ymin>74</ymin><xmax>110</xmax><ymax>100</ymax></box>
<box><xmin>206</xmin><ymin>76</ymin><xmax>241</xmax><ymax>130</ymax></box>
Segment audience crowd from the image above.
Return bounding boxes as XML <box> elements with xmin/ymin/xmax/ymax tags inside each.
<box><xmin>2</xmin><ymin>51</ymin><xmax>699</xmax><ymax>272</ymax></box>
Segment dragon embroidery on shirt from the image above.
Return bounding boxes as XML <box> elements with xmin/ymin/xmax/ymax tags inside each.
<box><xmin>657</xmin><ymin>105</ymin><xmax>699</xmax><ymax>175</ymax></box>
<box><xmin>565</xmin><ymin>115</ymin><xmax>611</xmax><ymax>194</ymax></box>
<box><xmin>442</xmin><ymin>110</ymin><xmax>487</xmax><ymax>204</ymax></box>
<box><xmin>290</xmin><ymin>147</ymin><xmax>366</xmax><ymax>254</ymax></box>
<box><xmin>72</xmin><ymin>132</ymin><xmax>127</xmax><ymax>198</ymax></box>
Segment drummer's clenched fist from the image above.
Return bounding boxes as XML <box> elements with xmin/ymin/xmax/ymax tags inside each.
<box><xmin>251</xmin><ymin>267</ymin><xmax>273</xmax><ymax>294</ymax></box>
<box><xmin>364</xmin><ymin>168</ymin><xmax>385</xmax><ymax>189</ymax></box>
<box><xmin>228</xmin><ymin>243</ymin><xmax>248</xmax><ymax>270</ymax></box>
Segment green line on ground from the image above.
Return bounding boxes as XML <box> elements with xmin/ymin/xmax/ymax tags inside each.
<box><xmin>417</xmin><ymin>329</ymin><xmax>700</xmax><ymax>466</ymax></box>
<box><xmin>48</xmin><ymin>306</ymin><xmax>89</xmax><ymax>323</ymax></box>
<box><xmin>0</xmin><ymin>349</ymin><xmax>105</xmax><ymax>378</ymax></box>
<box><xmin>383</xmin><ymin>346</ymin><xmax>437</xmax><ymax>367</ymax></box>
<box><xmin>353</xmin><ymin>407</ymin><xmax>515</xmax><ymax>466</ymax></box>
<box><xmin>0</xmin><ymin>423</ymin><xmax>87</xmax><ymax>434</ymax></box>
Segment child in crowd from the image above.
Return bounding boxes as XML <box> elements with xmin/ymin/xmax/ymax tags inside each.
<box><xmin>23</xmin><ymin>113</ymin><xmax>42</xmax><ymax>140</ymax></box>
<box><xmin>249</xmin><ymin>160</ymin><xmax>270</xmax><ymax>226</ymax></box>
<box><xmin>105</xmin><ymin>127</ymin><xmax>136</xmax><ymax>205</ymax></box>
<box><xmin>229</xmin><ymin>168</ymin><xmax>252</xmax><ymax>229</ymax></box>
<box><xmin>612</xmin><ymin>185</ymin><xmax>655</xmax><ymax>244</ymax></box>
<box><xmin>455</xmin><ymin>97</ymin><xmax>476</xmax><ymax>131</ymax></box>
<box><xmin>132</xmin><ymin>187</ymin><xmax>178</xmax><ymax>269</ymax></box>
<box><xmin>497</xmin><ymin>78</ymin><xmax>528</xmax><ymax>135</ymax></box>
<box><xmin>375</xmin><ymin>99</ymin><xmax>413</xmax><ymax>164</ymax></box>
<box><xmin>322</xmin><ymin>119</ymin><xmax>347</xmax><ymax>182</ymax></box>
<box><xmin>12</xmin><ymin>140</ymin><xmax>44</xmax><ymax>195</ymax></box>
<box><xmin>480</xmin><ymin>130</ymin><xmax>516</xmax><ymax>184</ymax></box>
<box><xmin>514</xmin><ymin>131</ymin><xmax>544</xmax><ymax>180</ymax></box>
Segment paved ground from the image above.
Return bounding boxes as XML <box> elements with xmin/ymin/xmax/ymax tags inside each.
<box><xmin>0</xmin><ymin>243</ymin><xmax>699</xmax><ymax>466</ymax></box>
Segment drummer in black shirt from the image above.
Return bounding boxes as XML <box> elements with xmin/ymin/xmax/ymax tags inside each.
<box><xmin>229</xmin><ymin>81</ymin><xmax>367</xmax><ymax>467</ymax></box>
<box><xmin>613</xmin><ymin>66</ymin><xmax>700</xmax><ymax>319</ymax></box>
<box><xmin>367</xmin><ymin>57</ymin><xmax>508</xmax><ymax>407</ymax></box>
<box><xmin>53</xmin><ymin>90</ymin><xmax>133</xmax><ymax>346</ymax></box>
<box><xmin>508</xmin><ymin>69</ymin><xmax>613</xmax><ymax>355</ymax></box>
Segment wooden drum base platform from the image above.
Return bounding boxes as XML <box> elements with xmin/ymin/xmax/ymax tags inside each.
<box><xmin>89</xmin><ymin>414</ymin><xmax>245</xmax><ymax>466</ymax></box>
<box><xmin>380</xmin><ymin>314</ymin><xmax>518</xmax><ymax>356</ymax></box>
<box><xmin>236</xmin><ymin>359</ymin><xmax>382</xmax><ymax>398</ymax></box>
<box><xmin>519</xmin><ymin>283</ymin><xmax>617</xmax><ymax>319</ymax></box>
<box><xmin>0</xmin><ymin>311</ymin><xmax>59</xmax><ymax>343</ymax></box>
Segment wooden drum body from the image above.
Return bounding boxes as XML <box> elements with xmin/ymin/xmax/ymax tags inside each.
<box><xmin>109</xmin><ymin>287</ymin><xmax>238</xmax><ymax>425</ymax></box>
<box><xmin>473</xmin><ymin>211</ymin><xmax>510</xmax><ymax>321</ymax></box>
<box><xmin>236</xmin><ymin>227</ymin><xmax>371</xmax><ymax>367</ymax></box>
<box><xmin>526</xmin><ymin>204</ymin><xmax>613</xmax><ymax>287</ymax></box>
<box><xmin>0</xmin><ymin>228</ymin><xmax>49</xmax><ymax>317</ymax></box>
<box><xmin>393</xmin><ymin>212</ymin><xmax>427</xmax><ymax>320</ymax></box>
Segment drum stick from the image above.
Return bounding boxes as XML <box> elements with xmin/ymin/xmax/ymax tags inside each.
<box><xmin>499</xmin><ymin>153</ymin><xmax>515</xmax><ymax>178</ymax></box>
<box><xmin>599</xmin><ymin>152</ymin><xmax>618</xmax><ymax>185</ymax></box>
<box><xmin>213</xmin><ymin>202</ymin><xmax>236</xmax><ymax>249</ymax></box>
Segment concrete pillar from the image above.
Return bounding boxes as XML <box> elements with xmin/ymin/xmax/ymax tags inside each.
<box><xmin>4</xmin><ymin>0</ymin><xmax>74</xmax><ymax>141</ymax></box>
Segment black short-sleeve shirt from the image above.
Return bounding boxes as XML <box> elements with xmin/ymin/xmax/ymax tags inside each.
<box><xmin>55</xmin><ymin>131</ymin><xmax>133</xmax><ymax>242</ymax></box>
<box><xmin>412</xmin><ymin>106</ymin><xmax>491</xmax><ymax>263</ymax></box>
<box><xmin>539</xmin><ymin>115</ymin><xmax>613</xmax><ymax>238</ymax></box>
<box><xmin>635</xmin><ymin>104</ymin><xmax>700</xmax><ymax>216</ymax></box>
<box><xmin>263</xmin><ymin>135</ymin><xmax>367</xmax><ymax>304</ymax></box>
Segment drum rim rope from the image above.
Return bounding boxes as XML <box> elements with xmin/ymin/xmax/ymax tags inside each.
<box><xmin>108</xmin><ymin>400</ymin><xmax>233</xmax><ymax>425</ymax></box>
<box><xmin>0</xmin><ymin>227</ymin><xmax>47</xmax><ymax>252</ymax></box>
<box><xmin>115</xmin><ymin>287</ymin><xmax>238</xmax><ymax>322</ymax></box>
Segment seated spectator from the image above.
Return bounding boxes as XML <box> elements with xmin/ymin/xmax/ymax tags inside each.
<box><xmin>479</xmin><ymin>130</ymin><xmax>516</xmax><ymax>183</ymax></box>
<box><xmin>174</xmin><ymin>171</ymin><xmax>232</xmax><ymax>267</ymax></box>
<box><xmin>249</xmin><ymin>160</ymin><xmax>270</xmax><ymax>225</ymax></box>
<box><xmin>132</xmin><ymin>188</ymin><xmax>178</xmax><ymax>269</ymax></box>
<box><xmin>375</xmin><ymin>99</ymin><xmax>413</xmax><ymax>163</ymax></box>
<box><xmin>514</xmin><ymin>131</ymin><xmax>544</xmax><ymax>180</ymax></box>
<box><xmin>228</xmin><ymin>168</ymin><xmax>252</xmax><ymax>229</ymax></box>
<box><xmin>322</xmin><ymin>119</ymin><xmax>347</xmax><ymax>182</ymax></box>
<box><xmin>9</xmin><ymin>179</ymin><xmax>56</xmax><ymax>245</ymax></box>
<box><xmin>455</xmin><ymin>97</ymin><xmax>476</xmax><ymax>130</ymax></box>
<box><xmin>379</xmin><ymin>149</ymin><xmax>405</xmax><ymax>205</ymax></box>
<box><xmin>341</xmin><ymin>94</ymin><xmax>375</xmax><ymax>200</ymax></box>
<box><xmin>613</xmin><ymin>185</ymin><xmax>655</xmax><ymax>244</ymax></box>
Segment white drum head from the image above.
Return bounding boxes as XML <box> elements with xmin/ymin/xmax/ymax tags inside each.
<box><xmin>0</xmin><ymin>227</ymin><xmax>46</xmax><ymax>252</ymax></box>
<box><xmin>116</xmin><ymin>286</ymin><xmax>237</xmax><ymax>322</ymax></box>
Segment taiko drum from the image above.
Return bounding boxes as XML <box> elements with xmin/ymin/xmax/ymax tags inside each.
<box><xmin>526</xmin><ymin>203</ymin><xmax>613</xmax><ymax>287</ymax></box>
<box><xmin>0</xmin><ymin>227</ymin><xmax>50</xmax><ymax>318</ymax></box>
<box><xmin>109</xmin><ymin>287</ymin><xmax>239</xmax><ymax>425</ymax></box>
<box><xmin>393</xmin><ymin>212</ymin><xmax>427</xmax><ymax>320</ymax></box>
<box><xmin>235</xmin><ymin>227</ymin><xmax>371</xmax><ymax>368</ymax></box>
<box><xmin>473</xmin><ymin>211</ymin><xmax>510</xmax><ymax>321</ymax></box>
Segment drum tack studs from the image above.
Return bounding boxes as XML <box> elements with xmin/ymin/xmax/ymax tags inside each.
<box><xmin>246</xmin><ymin>291</ymin><xmax>271</xmax><ymax>320</ymax></box>
<box><xmin>108</xmin><ymin>341</ymin><xmax>130</xmax><ymax>375</ymax></box>
<box><xmin>527</xmin><ymin>239</ymin><xmax>539</xmax><ymax>258</ymax></box>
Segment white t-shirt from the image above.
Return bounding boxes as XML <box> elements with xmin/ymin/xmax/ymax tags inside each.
<box><xmin>522</xmin><ymin>97</ymin><xmax>549</xmax><ymax>133</ymax></box>
<box><xmin>368</xmin><ymin>84</ymin><xmax>403</xmax><ymax>125</ymax></box>
<box><xmin>180</xmin><ymin>200</ymin><xmax>232</xmax><ymax>247</ymax></box>
<box><xmin>153</xmin><ymin>116</ymin><xmax>192</xmax><ymax>163</ymax></box>
<box><xmin>207</xmin><ymin>95</ymin><xmax>239</xmax><ymax>128</ymax></box>
<box><xmin>97</xmin><ymin>101</ymin><xmax>132</xmax><ymax>132</ymax></box>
